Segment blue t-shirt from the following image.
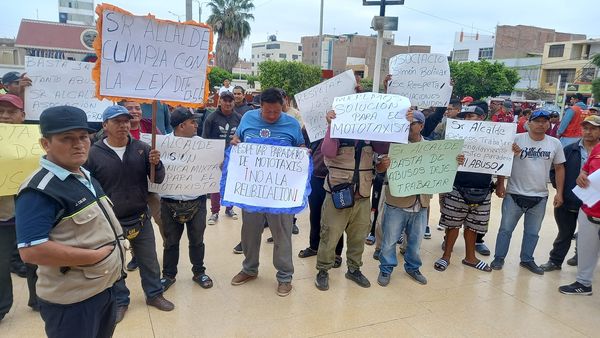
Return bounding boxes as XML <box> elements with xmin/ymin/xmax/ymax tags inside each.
<box><xmin>236</xmin><ymin>109</ymin><xmax>304</xmax><ymax>146</ymax></box>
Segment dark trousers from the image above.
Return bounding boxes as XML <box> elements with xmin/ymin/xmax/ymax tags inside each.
<box><xmin>0</xmin><ymin>226</ymin><xmax>15</xmax><ymax>317</ymax></box>
<box><xmin>161</xmin><ymin>197</ymin><xmax>207</xmax><ymax>278</ymax></box>
<box><xmin>549</xmin><ymin>206</ymin><xmax>579</xmax><ymax>265</ymax></box>
<box><xmin>39</xmin><ymin>287</ymin><xmax>116</xmax><ymax>338</ymax></box>
<box><xmin>309</xmin><ymin>176</ymin><xmax>343</xmax><ymax>255</ymax></box>
<box><xmin>115</xmin><ymin>217</ymin><xmax>163</xmax><ymax>306</ymax></box>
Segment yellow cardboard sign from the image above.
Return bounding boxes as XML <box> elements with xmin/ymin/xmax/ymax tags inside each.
<box><xmin>0</xmin><ymin>123</ymin><xmax>44</xmax><ymax>196</ymax></box>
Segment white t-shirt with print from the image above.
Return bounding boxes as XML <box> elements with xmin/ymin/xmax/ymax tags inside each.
<box><xmin>506</xmin><ymin>133</ymin><xmax>566</xmax><ymax>197</ymax></box>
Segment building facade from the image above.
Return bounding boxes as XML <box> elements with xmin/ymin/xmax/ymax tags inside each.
<box><xmin>250</xmin><ymin>36</ymin><xmax>302</xmax><ymax>75</ymax></box>
<box><xmin>494</xmin><ymin>25</ymin><xmax>586</xmax><ymax>59</ymax></box>
<box><xmin>451</xmin><ymin>32</ymin><xmax>495</xmax><ymax>62</ymax></box>
<box><xmin>58</xmin><ymin>0</ymin><xmax>95</xmax><ymax>26</ymax></box>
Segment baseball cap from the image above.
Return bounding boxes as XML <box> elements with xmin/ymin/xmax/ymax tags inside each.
<box><xmin>251</xmin><ymin>95</ymin><xmax>261</xmax><ymax>107</ymax></box>
<box><xmin>1</xmin><ymin>72</ymin><xmax>20</xmax><ymax>85</ymax></box>
<box><xmin>460</xmin><ymin>96</ymin><xmax>473</xmax><ymax>104</ymax></box>
<box><xmin>581</xmin><ymin>115</ymin><xmax>600</xmax><ymax>127</ymax></box>
<box><xmin>458</xmin><ymin>105</ymin><xmax>485</xmax><ymax>118</ymax></box>
<box><xmin>220</xmin><ymin>91</ymin><xmax>234</xmax><ymax>101</ymax></box>
<box><xmin>39</xmin><ymin>106</ymin><xmax>95</xmax><ymax>135</ymax></box>
<box><xmin>170</xmin><ymin>107</ymin><xmax>201</xmax><ymax>128</ymax></box>
<box><xmin>588</xmin><ymin>106</ymin><xmax>599</xmax><ymax>112</ymax></box>
<box><xmin>0</xmin><ymin>94</ymin><xmax>23</xmax><ymax>109</ymax></box>
<box><xmin>102</xmin><ymin>105</ymin><xmax>132</xmax><ymax>122</ymax></box>
<box><xmin>411</xmin><ymin>110</ymin><xmax>425</xmax><ymax>124</ymax></box>
<box><xmin>529</xmin><ymin>110</ymin><xmax>551</xmax><ymax>121</ymax></box>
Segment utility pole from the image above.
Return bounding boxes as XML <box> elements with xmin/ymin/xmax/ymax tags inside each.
<box><xmin>317</xmin><ymin>0</ymin><xmax>324</xmax><ymax>70</ymax></box>
<box><xmin>186</xmin><ymin>0</ymin><xmax>193</xmax><ymax>21</ymax></box>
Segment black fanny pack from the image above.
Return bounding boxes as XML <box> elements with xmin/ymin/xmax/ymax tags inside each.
<box><xmin>510</xmin><ymin>194</ymin><xmax>543</xmax><ymax>209</ymax></box>
<box><xmin>120</xmin><ymin>212</ymin><xmax>147</xmax><ymax>240</ymax></box>
<box><xmin>329</xmin><ymin>182</ymin><xmax>355</xmax><ymax>209</ymax></box>
<box><xmin>455</xmin><ymin>186</ymin><xmax>490</xmax><ymax>205</ymax></box>
<box><xmin>165</xmin><ymin>200</ymin><xmax>200</xmax><ymax>223</ymax></box>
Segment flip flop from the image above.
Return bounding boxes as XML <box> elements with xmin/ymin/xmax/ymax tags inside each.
<box><xmin>434</xmin><ymin>258</ymin><xmax>449</xmax><ymax>272</ymax></box>
<box><xmin>462</xmin><ymin>259</ymin><xmax>492</xmax><ymax>272</ymax></box>
<box><xmin>298</xmin><ymin>247</ymin><xmax>318</xmax><ymax>258</ymax></box>
<box><xmin>365</xmin><ymin>235</ymin><xmax>375</xmax><ymax>246</ymax></box>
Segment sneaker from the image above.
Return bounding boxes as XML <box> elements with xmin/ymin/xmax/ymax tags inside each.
<box><xmin>277</xmin><ymin>282</ymin><xmax>292</xmax><ymax>297</ymax></box>
<box><xmin>225</xmin><ymin>209</ymin><xmax>238</xmax><ymax>220</ymax></box>
<box><xmin>373</xmin><ymin>249</ymin><xmax>381</xmax><ymax>260</ymax></box>
<box><xmin>233</xmin><ymin>242</ymin><xmax>243</xmax><ymax>254</ymax></box>
<box><xmin>520</xmin><ymin>261</ymin><xmax>544</xmax><ymax>275</ymax></box>
<box><xmin>490</xmin><ymin>258</ymin><xmax>504</xmax><ymax>270</ymax></box>
<box><xmin>160</xmin><ymin>276</ymin><xmax>176</xmax><ymax>291</ymax></box>
<box><xmin>540</xmin><ymin>261</ymin><xmax>561</xmax><ymax>272</ymax></box>
<box><xmin>567</xmin><ymin>254</ymin><xmax>578</xmax><ymax>266</ymax></box>
<box><xmin>475</xmin><ymin>243</ymin><xmax>491</xmax><ymax>256</ymax></box>
<box><xmin>231</xmin><ymin>271</ymin><xmax>256</xmax><ymax>285</ymax></box>
<box><xmin>424</xmin><ymin>226</ymin><xmax>432</xmax><ymax>239</ymax></box>
<box><xmin>377</xmin><ymin>271</ymin><xmax>391</xmax><ymax>287</ymax></box>
<box><xmin>207</xmin><ymin>213</ymin><xmax>218</xmax><ymax>225</ymax></box>
<box><xmin>315</xmin><ymin>270</ymin><xmax>329</xmax><ymax>291</ymax></box>
<box><xmin>126</xmin><ymin>256</ymin><xmax>138</xmax><ymax>271</ymax></box>
<box><xmin>559</xmin><ymin>281</ymin><xmax>592</xmax><ymax>295</ymax></box>
<box><xmin>406</xmin><ymin>270</ymin><xmax>427</xmax><ymax>285</ymax></box>
<box><xmin>345</xmin><ymin>269</ymin><xmax>371</xmax><ymax>288</ymax></box>
<box><xmin>292</xmin><ymin>223</ymin><xmax>299</xmax><ymax>235</ymax></box>
<box><xmin>146</xmin><ymin>294</ymin><xmax>175</xmax><ymax>311</ymax></box>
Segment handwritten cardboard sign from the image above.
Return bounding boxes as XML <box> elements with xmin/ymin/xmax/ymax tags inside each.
<box><xmin>445</xmin><ymin>118</ymin><xmax>516</xmax><ymax>176</ymax></box>
<box><xmin>24</xmin><ymin>56</ymin><xmax>114</xmax><ymax>122</ymax></box>
<box><xmin>387</xmin><ymin>53</ymin><xmax>452</xmax><ymax>108</ymax></box>
<box><xmin>140</xmin><ymin>134</ymin><xmax>224</xmax><ymax>195</ymax></box>
<box><xmin>221</xmin><ymin>143</ymin><xmax>311</xmax><ymax>213</ymax></box>
<box><xmin>93</xmin><ymin>4</ymin><xmax>213</xmax><ymax>107</ymax></box>
<box><xmin>0</xmin><ymin>124</ymin><xmax>44</xmax><ymax>196</ymax></box>
<box><xmin>330</xmin><ymin>92</ymin><xmax>411</xmax><ymax>143</ymax></box>
<box><xmin>387</xmin><ymin>140</ymin><xmax>463</xmax><ymax>197</ymax></box>
<box><xmin>295</xmin><ymin>70</ymin><xmax>357</xmax><ymax>142</ymax></box>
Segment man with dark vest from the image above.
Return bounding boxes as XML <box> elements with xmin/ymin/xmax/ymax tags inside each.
<box><xmin>16</xmin><ymin>106</ymin><xmax>125</xmax><ymax>338</ymax></box>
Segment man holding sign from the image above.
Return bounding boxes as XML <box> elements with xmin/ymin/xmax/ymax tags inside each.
<box><xmin>228</xmin><ymin>88</ymin><xmax>304</xmax><ymax>297</ymax></box>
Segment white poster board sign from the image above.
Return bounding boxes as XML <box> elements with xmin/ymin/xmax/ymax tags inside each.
<box><xmin>573</xmin><ymin>170</ymin><xmax>600</xmax><ymax>207</ymax></box>
<box><xmin>330</xmin><ymin>92</ymin><xmax>411</xmax><ymax>143</ymax></box>
<box><xmin>445</xmin><ymin>118</ymin><xmax>517</xmax><ymax>176</ymax></box>
<box><xmin>24</xmin><ymin>56</ymin><xmax>113</xmax><ymax>121</ymax></box>
<box><xmin>140</xmin><ymin>134</ymin><xmax>224</xmax><ymax>195</ymax></box>
<box><xmin>295</xmin><ymin>70</ymin><xmax>357</xmax><ymax>142</ymax></box>
<box><xmin>99</xmin><ymin>8</ymin><xmax>211</xmax><ymax>104</ymax></box>
<box><xmin>223</xmin><ymin>143</ymin><xmax>310</xmax><ymax>209</ymax></box>
<box><xmin>387</xmin><ymin>53</ymin><xmax>452</xmax><ymax>108</ymax></box>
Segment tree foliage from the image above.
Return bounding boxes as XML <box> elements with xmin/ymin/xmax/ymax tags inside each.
<box><xmin>258</xmin><ymin>60</ymin><xmax>321</xmax><ymax>98</ymax></box>
<box><xmin>207</xmin><ymin>0</ymin><xmax>255</xmax><ymax>72</ymax></box>
<box><xmin>449</xmin><ymin>60</ymin><xmax>520</xmax><ymax>99</ymax></box>
<box><xmin>208</xmin><ymin>66</ymin><xmax>232</xmax><ymax>91</ymax></box>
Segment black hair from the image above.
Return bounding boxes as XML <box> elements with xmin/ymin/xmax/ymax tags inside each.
<box><xmin>574</xmin><ymin>93</ymin><xmax>585</xmax><ymax>101</ymax></box>
<box><xmin>233</xmin><ymin>85</ymin><xmax>245</xmax><ymax>94</ymax></box>
<box><xmin>449</xmin><ymin>99</ymin><xmax>461</xmax><ymax>109</ymax></box>
<box><xmin>260</xmin><ymin>88</ymin><xmax>284</xmax><ymax>105</ymax></box>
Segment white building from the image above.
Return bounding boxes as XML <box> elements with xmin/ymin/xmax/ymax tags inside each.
<box><xmin>251</xmin><ymin>36</ymin><xmax>302</xmax><ymax>75</ymax></box>
<box><xmin>451</xmin><ymin>32</ymin><xmax>495</xmax><ymax>62</ymax></box>
<box><xmin>58</xmin><ymin>0</ymin><xmax>95</xmax><ymax>26</ymax></box>
<box><xmin>496</xmin><ymin>56</ymin><xmax>543</xmax><ymax>91</ymax></box>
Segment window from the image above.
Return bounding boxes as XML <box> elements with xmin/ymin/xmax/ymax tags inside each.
<box><xmin>548</xmin><ymin>44</ymin><xmax>565</xmax><ymax>58</ymax></box>
<box><xmin>545</xmin><ymin>69</ymin><xmax>575</xmax><ymax>84</ymax></box>
<box><xmin>279</xmin><ymin>53</ymin><xmax>286</xmax><ymax>59</ymax></box>
<box><xmin>266</xmin><ymin>43</ymin><xmax>280</xmax><ymax>50</ymax></box>
<box><xmin>292</xmin><ymin>54</ymin><xmax>299</xmax><ymax>60</ymax></box>
<box><xmin>478</xmin><ymin>47</ymin><xmax>493</xmax><ymax>60</ymax></box>
<box><xmin>452</xmin><ymin>49</ymin><xmax>469</xmax><ymax>61</ymax></box>
<box><xmin>254</xmin><ymin>44</ymin><xmax>265</xmax><ymax>48</ymax></box>
<box><xmin>581</xmin><ymin>68</ymin><xmax>595</xmax><ymax>83</ymax></box>
<box><xmin>265</xmin><ymin>53</ymin><xmax>271</xmax><ymax>58</ymax></box>
<box><xmin>298</xmin><ymin>46</ymin><xmax>302</xmax><ymax>51</ymax></box>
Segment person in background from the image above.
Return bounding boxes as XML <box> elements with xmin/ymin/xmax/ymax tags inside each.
<box><xmin>517</xmin><ymin>109</ymin><xmax>532</xmax><ymax>133</ymax></box>
<box><xmin>557</xmin><ymin>93</ymin><xmax>587</xmax><ymax>147</ymax></box>
<box><xmin>141</xmin><ymin>102</ymin><xmax>172</xmax><ymax>135</ymax></box>
<box><xmin>280</xmin><ymin>90</ymin><xmax>302</xmax><ymax>125</ymax></box>
<box><xmin>431</xmin><ymin>99</ymin><xmax>461</xmax><ymax>140</ymax></box>
<box><xmin>588</xmin><ymin>106</ymin><xmax>599</xmax><ymax>116</ymax></box>
<box><xmin>219</xmin><ymin>79</ymin><xmax>232</xmax><ymax>95</ymax></box>
<box><xmin>1</xmin><ymin>72</ymin><xmax>31</xmax><ymax>101</ymax></box>
<box><xmin>460</xmin><ymin>96</ymin><xmax>474</xmax><ymax>108</ymax></box>
<box><xmin>492</xmin><ymin>100</ymin><xmax>514</xmax><ymax>123</ymax></box>
<box><xmin>547</xmin><ymin>111</ymin><xmax>560</xmax><ymax>138</ymax></box>
<box><xmin>233</xmin><ymin>86</ymin><xmax>253</xmax><ymax>116</ymax></box>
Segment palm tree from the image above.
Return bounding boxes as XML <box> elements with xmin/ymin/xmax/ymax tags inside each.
<box><xmin>207</xmin><ymin>0</ymin><xmax>255</xmax><ymax>72</ymax></box>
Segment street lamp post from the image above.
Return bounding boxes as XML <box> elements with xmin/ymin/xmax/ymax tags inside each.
<box><xmin>194</xmin><ymin>0</ymin><xmax>206</xmax><ymax>22</ymax></box>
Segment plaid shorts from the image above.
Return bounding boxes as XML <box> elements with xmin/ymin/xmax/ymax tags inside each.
<box><xmin>439</xmin><ymin>188</ymin><xmax>491</xmax><ymax>234</ymax></box>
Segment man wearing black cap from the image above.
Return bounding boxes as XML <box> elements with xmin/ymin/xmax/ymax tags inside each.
<box><xmin>15</xmin><ymin>106</ymin><xmax>125</xmax><ymax>337</ymax></box>
<box><xmin>203</xmin><ymin>91</ymin><xmax>242</xmax><ymax>226</ymax></box>
<box><xmin>159</xmin><ymin>108</ymin><xmax>213</xmax><ymax>291</ymax></box>
<box><xmin>86</xmin><ymin>105</ymin><xmax>174</xmax><ymax>323</ymax></box>
<box><xmin>492</xmin><ymin>110</ymin><xmax>566</xmax><ymax>275</ymax></box>
<box><xmin>1</xmin><ymin>71</ymin><xmax>31</xmax><ymax>101</ymax></box>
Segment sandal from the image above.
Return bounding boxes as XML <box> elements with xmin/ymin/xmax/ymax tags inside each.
<box><xmin>462</xmin><ymin>259</ymin><xmax>492</xmax><ymax>272</ymax></box>
<box><xmin>333</xmin><ymin>255</ymin><xmax>342</xmax><ymax>268</ymax></box>
<box><xmin>298</xmin><ymin>247</ymin><xmax>318</xmax><ymax>258</ymax></box>
<box><xmin>365</xmin><ymin>235</ymin><xmax>375</xmax><ymax>246</ymax></box>
<box><xmin>434</xmin><ymin>258</ymin><xmax>449</xmax><ymax>272</ymax></box>
<box><xmin>193</xmin><ymin>274</ymin><xmax>214</xmax><ymax>289</ymax></box>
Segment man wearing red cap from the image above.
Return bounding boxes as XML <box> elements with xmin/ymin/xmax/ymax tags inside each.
<box><xmin>460</xmin><ymin>96</ymin><xmax>473</xmax><ymax>107</ymax></box>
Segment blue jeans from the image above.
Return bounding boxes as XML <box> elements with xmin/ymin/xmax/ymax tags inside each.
<box><xmin>494</xmin><ymin>194</ymin><xmax>548</xmax><ymax>262</ymax></box>
<box><xmin>115</xmin><ymin>216</ymin><xmax>163</xmax><ymax>306</ymax></box>
<box><xmin>379</xmin><ymin>204</ymin><xmax>427</xmax><ymax>273</ymax></box>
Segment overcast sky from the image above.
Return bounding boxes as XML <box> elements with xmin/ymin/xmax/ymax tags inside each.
<box><xmin>2</xmin><ymin>0</ymin><xmax>598</xmax><ymax>60</ymax></box>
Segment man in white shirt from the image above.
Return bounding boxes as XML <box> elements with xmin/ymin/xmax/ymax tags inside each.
<box><xmin>491</xmin><ymin>110</ymin><xmax>566</xmax><ymax>275</ymax></box>
<box><xmin>218</xmin><ymin>79</ymin><xmax>232</xmax><ymax>95</ymax></box>
<box><xmin>159</xmin><ymin>108</ymin><xmax>213</xmax><ymax>291</ymax></box>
